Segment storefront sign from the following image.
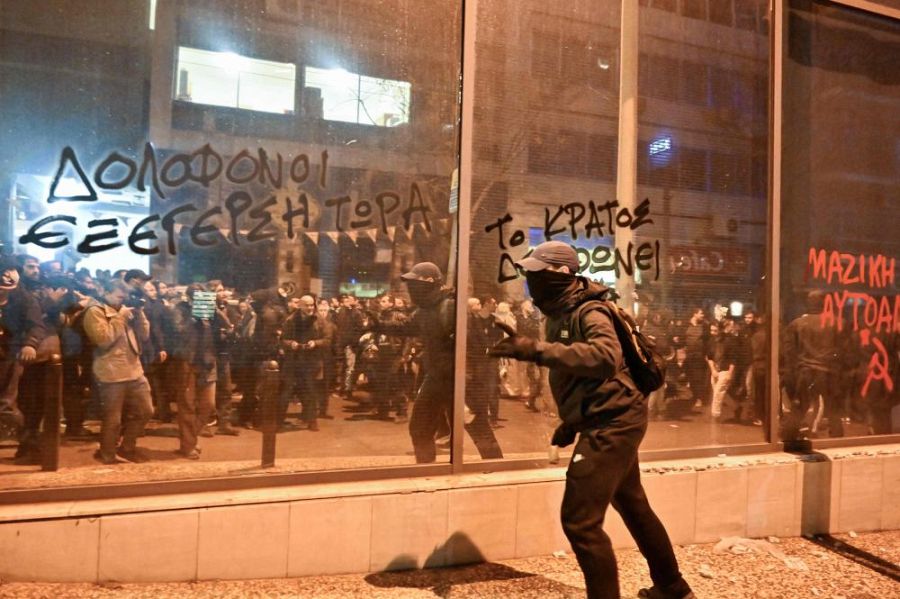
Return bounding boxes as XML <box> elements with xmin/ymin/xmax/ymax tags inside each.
<box><xmin>668</xmin><ymin>246</ymin><xmax>748</xmax><ymax>276</ymax></box>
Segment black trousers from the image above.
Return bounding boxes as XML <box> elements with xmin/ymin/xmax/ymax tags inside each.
<box><xmin>17</xmin><ymin>362</ymin><xmax>47</xmax><ymax>453</ymax></box>
<box><xmin>215</xmin><ymin>354</ymin><xmax>233</xmax><ymax>427</ymax></box>
<box><xmin>409</xmin><ymin>374</ymin><xmax>503</xmax><ymax>463</ymax></box>
<box><xmin>561</xmin><ymin>421</ymin><xmax>689</xmax><ymax>599</ymax></box>
<box><xmin>61</xmin><ymin>356</ymin><xmax>89</xmax><ymax>431</ymax></box>
<box><xmin>279</xmin><ymin>365</ymin><xmax>322</xmax><ymax>424</ymax></box>
<box><xmin>792</xmin><ymin>368</ymin><xmax>841</xmax><ymax>437</ymax></box>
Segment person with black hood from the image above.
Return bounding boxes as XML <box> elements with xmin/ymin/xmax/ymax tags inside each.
<box><xmin>379</xmin><ymin>262</ymin><xmax>502</xmax><ymax>463</ymax></box>
<box><xmin>489</xmin><ymin>241</ymin><xmax>693</xmax><ymax>599</ymax></box>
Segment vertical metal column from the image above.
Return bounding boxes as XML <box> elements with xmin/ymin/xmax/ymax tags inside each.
<box><xmin>768</xmin><ymin>0</ymin><xmax>784</xmax><ymax>446</ymax></box>
<box><xmin>615</xmin><ymin>0</ymin><xmax>640</xmax><ymax>308</ymax></box>
<box><xmin>260</xmin><ymin>360</ymin><xmax>280</xmax><ymax>468</ymax></box>
<box><xmin>40</xmin><ymin>354</ymin><xmax>63</xmax><ymax>472</ymax></box>
<box><xmin>451</xmin><ymin>0</ymin><xmax>478</xmax><ymax>473</ymax></box>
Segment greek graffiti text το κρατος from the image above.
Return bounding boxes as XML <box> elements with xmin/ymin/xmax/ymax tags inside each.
<box><xmin>485</xmin><ymin>198</ymin><xmax>660</xmax><ymax>283</ymax></box>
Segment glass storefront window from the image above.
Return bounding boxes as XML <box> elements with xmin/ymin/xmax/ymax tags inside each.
<box><xmin>466</xmin><ymin>0</ymin><xmax>623</xmax><ymax>463</ymax></box>
<box><xmin>780</xmin><ymin>0</ymin><xmax>900</xmax><ymax>441</ymax></box>
<box><xmin>0</xmin><ymin>0</ymin><xmax>462</xmax><ymax>489</ymax></box>
<box><xmin>635</xmin><ymin>0</ymin><xmax>770</xmax><ymax>449</ymax></box>
<box><xmin>1</xmin><ymin>0</ymin><xmax>896</xmax><ymax>497</ymax></box>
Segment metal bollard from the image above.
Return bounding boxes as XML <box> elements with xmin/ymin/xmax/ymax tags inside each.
<box><xmin>40</xmin><ymin>354</ymin><xmax>63</xmax><ymax>472</ymax></box>
<box><xmin>259</xmin><ymin>360</ymin><xmax>280</xmax><ymax>468</ymax></box>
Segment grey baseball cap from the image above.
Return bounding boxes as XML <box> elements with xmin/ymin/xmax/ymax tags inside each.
<box><xmin>401</xmin><ymin>262</ymin><xmax>443</xmax><ymax>283</ymax></box>
<box><xmin>515</xmin><ymin>241</ymin><xmax>579</xmax><ymax>272</ymax></box>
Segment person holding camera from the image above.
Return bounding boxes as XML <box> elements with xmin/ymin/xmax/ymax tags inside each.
<box><xmin>82</xmin><ymin>278</ymin><xmax>153</xmax><ymax>464</ymax></box>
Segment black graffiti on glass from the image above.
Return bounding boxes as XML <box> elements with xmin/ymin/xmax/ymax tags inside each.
<box><xmin>544</xmin><ymin>198</ymin><xmax>654</xmax><ymax>240</ymax></box>
<box><xmin>485</xmin><ymin>199</ymin><xmax>659</xmax><ymax>284</ymax></box>
<box><xmin>49</xmin><ymin>143</ymin><xmax>329</xmax><ymax>202</ymax></box>
<box><xmin>21</xmin><ymin>144</ymin><xmax>432</xmax><ymax>254</ymax></box>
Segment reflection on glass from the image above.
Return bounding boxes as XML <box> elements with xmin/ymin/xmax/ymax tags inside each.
<box><xmin>176</xmin><ymin>47</ymin><xmax>296</xmax><ymax>114</ymax></box>
<box><xmin>465</xmin><ymin>0</ymin><xmax>770</xmax><ymax>462</ymax></box>
<box><xmin>781</xmin><ymin>0</ymin><xmax>900</xmax><ymax>441</ymax></box>
<box><xmin>467</xmin><ymin>0</ymin><xmax>623</xmax><ymax>462</ymax></box>
<box><xmin>0</xmin><ymin>0</ymin><xmax>461</xmax><ymax>488</ymax></box>
<box><xmin>305</xmin><ymin>67</ymin><xmax>412</xmax><ymax>127</ymax></box>
<box><xmin>635</xmin><ymin>0</ymin><xmax>769</xmax><ymax>449</ymax></box>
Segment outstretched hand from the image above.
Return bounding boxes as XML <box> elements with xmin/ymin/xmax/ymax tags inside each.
<box><xmin>488</xmin><ymin>319</ymin><xmax>539</xmax><ymax>361</ymax></box>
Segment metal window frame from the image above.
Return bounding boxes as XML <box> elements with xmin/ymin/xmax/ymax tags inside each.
<box><xmin>5</xmin><ymin>0</ymin><xmax>900</xmax><ymax>507</ymax></box>
<box><xmin>770</xmin><ymin>0</ymin><xmax>784</xmax><ymax>449</ymax></box>
<box><xmin>451</xmin><ymin>0</ymin><xmax>478</xmax><ymax>474</ymax></box>
<box><xmin>830</xmin><ymin>0</ymin><xmax>900</xmax><ymax>19</ymax></box>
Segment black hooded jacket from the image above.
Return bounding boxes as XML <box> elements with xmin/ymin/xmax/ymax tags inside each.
<box><xmin>533</xmin><ymin>278</ymin><xmax>645</xmax><ymax>429</ymax></box>
<box><xmin>378</xmin><ymin>288</ymin><xmax>455</xmax><ymax>382</ymax></box>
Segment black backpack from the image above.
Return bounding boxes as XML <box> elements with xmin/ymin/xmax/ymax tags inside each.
<box><xmin>571</xmin><ymin>300</ymin><xmax>666</xmax><ymax>396</ymax></box>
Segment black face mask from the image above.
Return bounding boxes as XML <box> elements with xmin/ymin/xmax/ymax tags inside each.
<box><xmin>406</xmin><ymin>280</ymin><xmax>442</xmax><ymax>307</ymax></box>
<box><xmin>525</xmin><ymin>269</ymin><xmax>579</xmax><ymax>315</ymax></box>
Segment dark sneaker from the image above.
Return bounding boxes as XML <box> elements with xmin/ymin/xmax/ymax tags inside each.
<box><xmin>307</xmin><ymin>420</ymin><xmax>320</xmax><ymax>432</ymax></box>
<box><xmin>93</xmin><ymin>450</ymin><xmax>120</xmax><ymax>465</ymax></box>
<box><xmin>215</xmin><ymin>426</ymin><xmax>240</xmax><ymax>436</ymax></box>
<box><xmin>116</xmin><ymin>448</ymin><xmax>150</xmax><ymax>463</ymax></box>
<box><xmin>176</xmin><ymin>448</ymin><xmax>201</xmax><ymax>460</ymax></box>
<box><xmin>637</xmin><ymin>586</ymin><xmax>695</xmax><ymax>599</ymax></box>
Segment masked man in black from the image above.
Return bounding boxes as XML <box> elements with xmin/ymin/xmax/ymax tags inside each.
<box><xmin>490</xmin><ymin>241</ymin><xmax>693</xmax><ymax>599</ymax></box>
<box><xmin>381</xmin><ymin>262</ymin><xmax>502</xmax><ymax>463</ymax></box>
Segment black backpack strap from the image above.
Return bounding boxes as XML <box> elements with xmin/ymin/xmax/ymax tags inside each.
<box><xmin>569</xmin><ymin>300</ymin><xmax>614</xmax><ymax>344</ymax></box>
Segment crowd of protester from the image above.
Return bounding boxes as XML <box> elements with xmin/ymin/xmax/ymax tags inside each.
<box><xmin>0</xmin><ymin>255</ymin><xmax>430</xmax><ymax>465</ymax></box>
<box><xmin>1</xmin><ymin>253</ymin><xmax>894</xmax><ymax>467</ymax></box>
<box><xmin>634</xmin><ymin>294</ymin><xmax>898</xmax><ymax>439</ymax></box>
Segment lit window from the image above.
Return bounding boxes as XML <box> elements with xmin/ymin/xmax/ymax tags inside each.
<box><xmin>175</xmin><ymin>47</ymin><xmax>296</xmax><ymax>115</ymax></box>
<box><xmin>304</xmin><ymin>67</ymin><xmax>411</xmax><ymax>127</ymax></box>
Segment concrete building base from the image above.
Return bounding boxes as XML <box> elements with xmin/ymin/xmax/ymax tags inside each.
<box><xmin>0</xmin><ymin>445</ymin><xmax>897</xmax><ymax>582</ymax></box>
